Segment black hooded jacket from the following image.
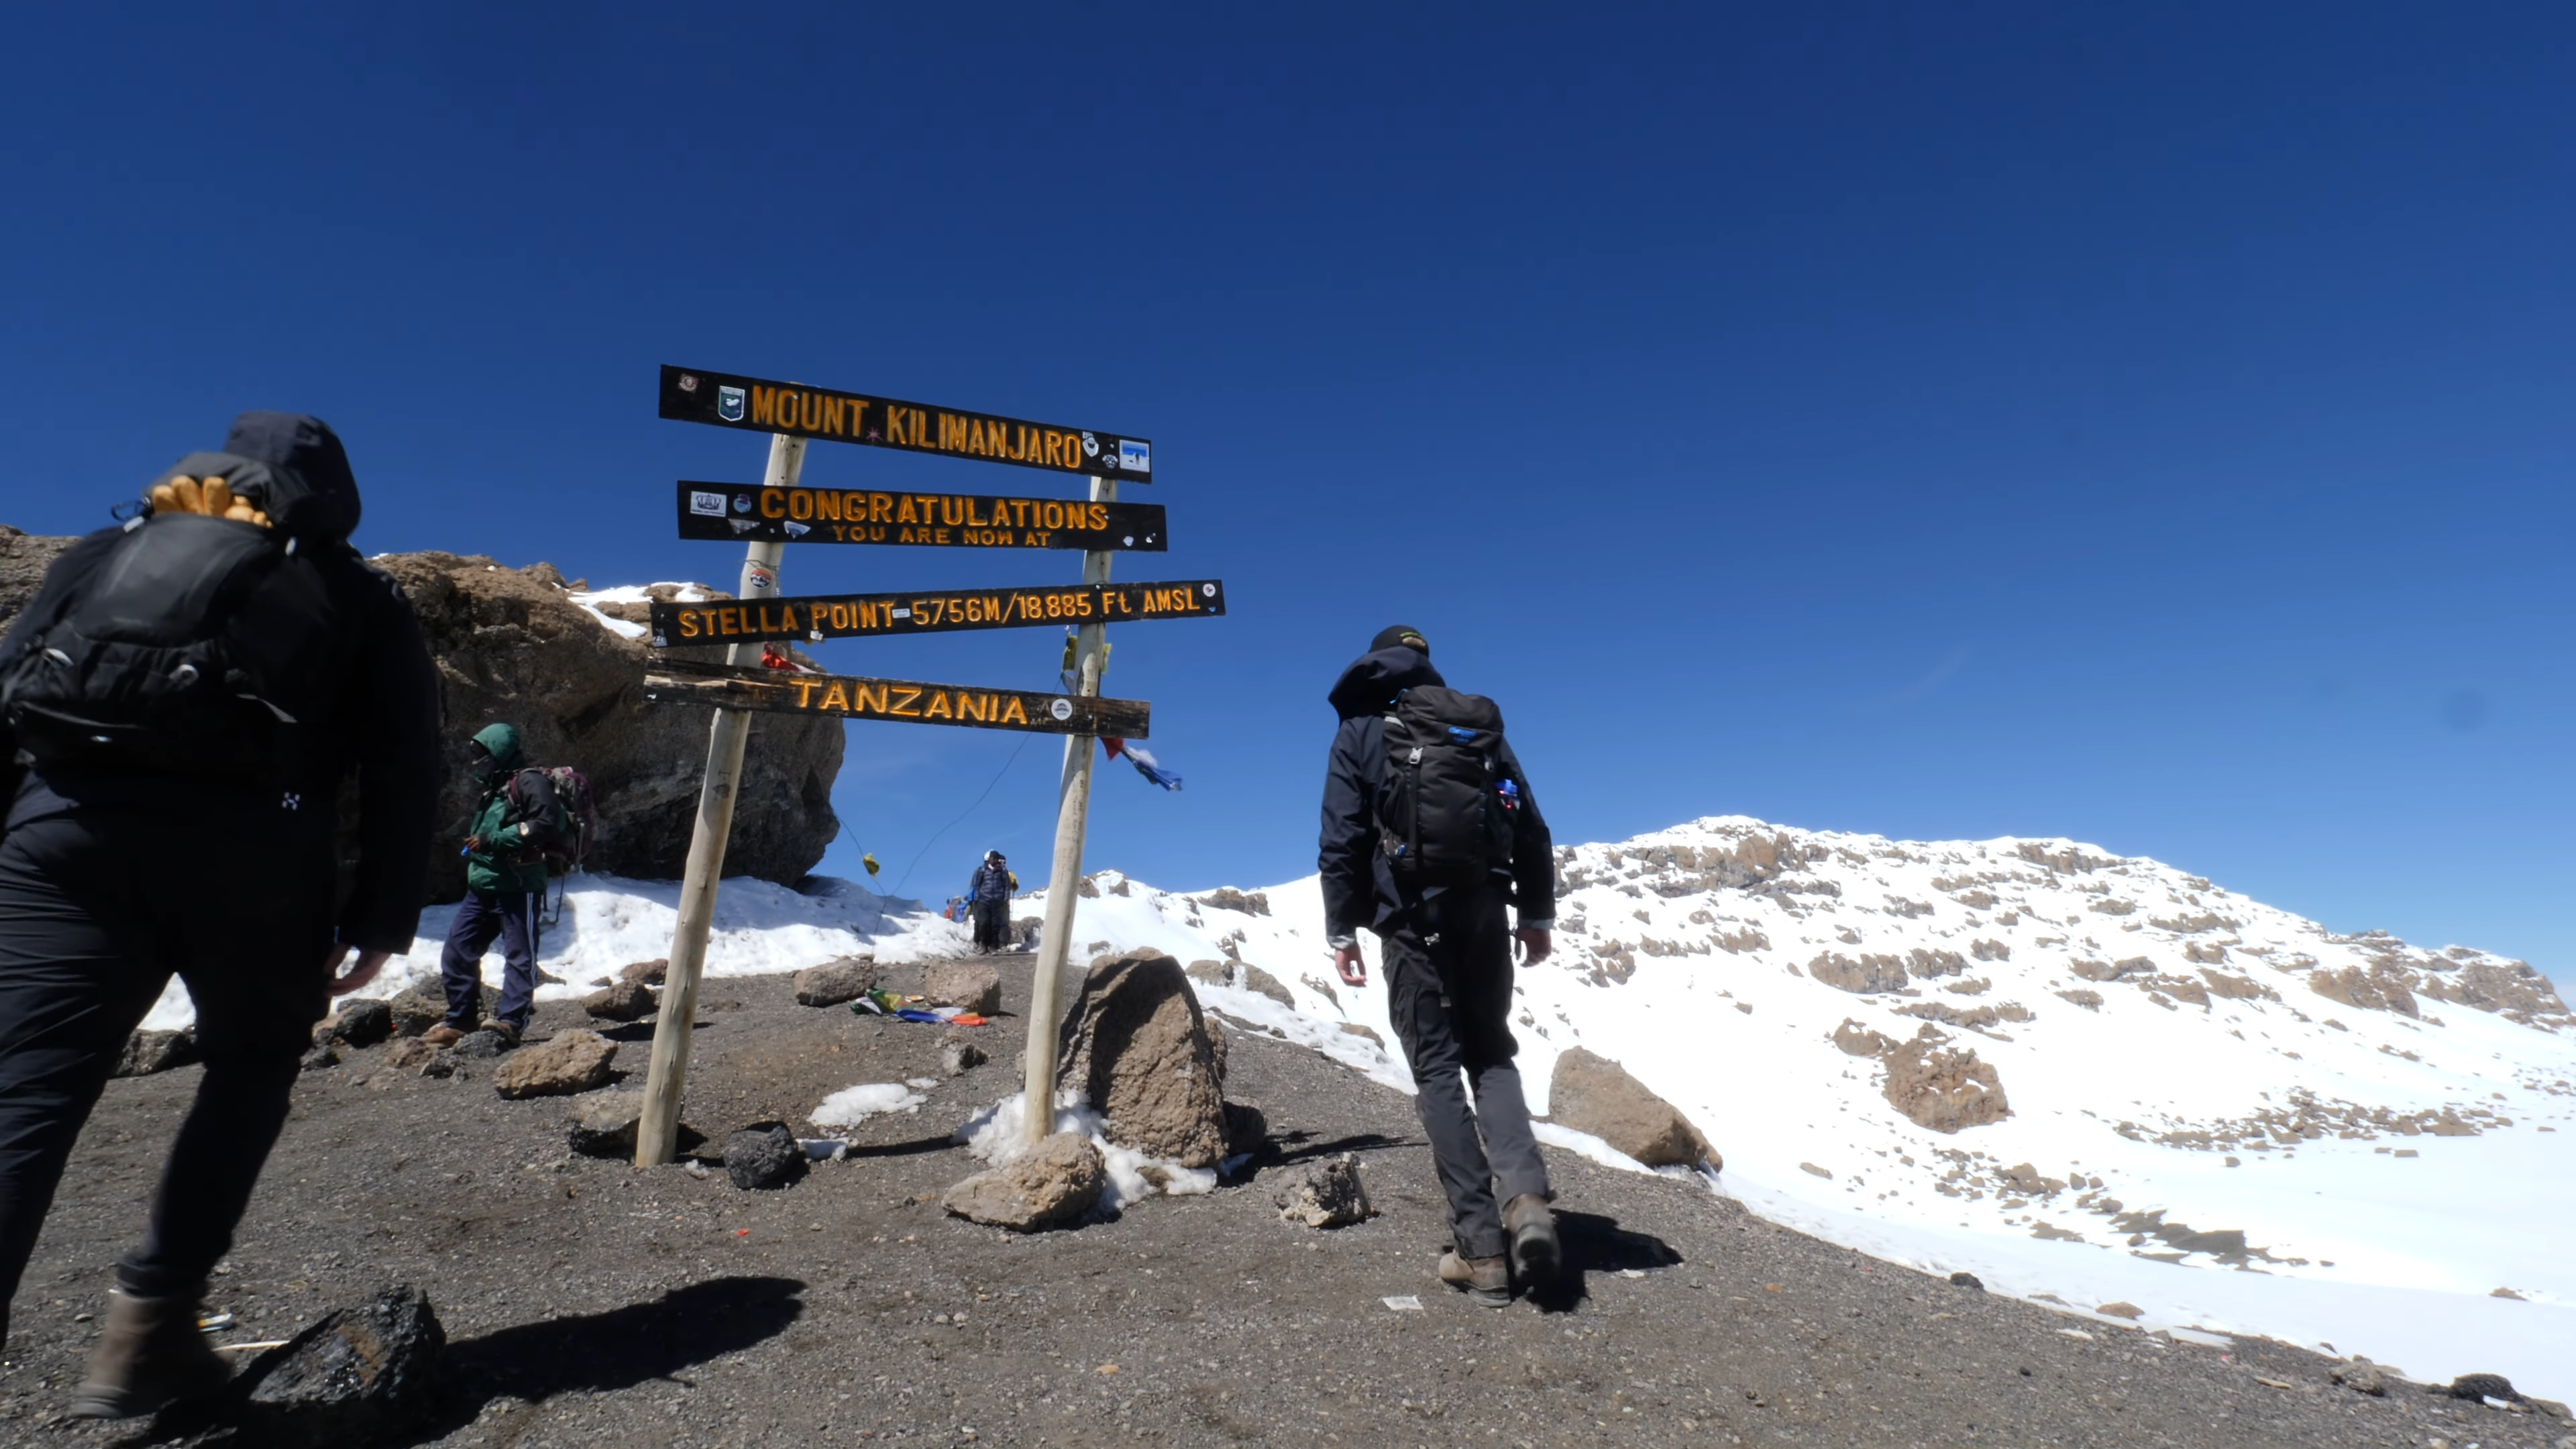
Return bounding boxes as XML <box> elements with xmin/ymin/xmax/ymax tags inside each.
<box><xmin>1317</xmin><ymin>646</ymin><xmax>1556</xmax><ymax>939</ymax></box>
<box><xmin>0</xmin><ymin>413</ymin><xmax>442</xmax><ymax>953</ymax></box>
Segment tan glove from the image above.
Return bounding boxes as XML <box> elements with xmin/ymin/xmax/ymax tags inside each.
<box><xmin>150</xmin><ymin>475</ymin><xmax>271</xmax><ymax>528</ymax></box>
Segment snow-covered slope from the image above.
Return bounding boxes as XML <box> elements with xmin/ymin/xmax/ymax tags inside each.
<box><xmin>1022</xmin><ymin>816</ymin><xmax>2576</xmax><ymax>1396</ymax></box>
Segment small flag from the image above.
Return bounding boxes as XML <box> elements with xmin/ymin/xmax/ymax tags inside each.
<box><xmin>1102</xmin><ymin>737</ymin><xmax>1182</xmax><ymax>791</ymax></box>
<box><xmin>862</xmin><ymin>853</ymin><xmax>881</xmax><ymax>877</ymax></box>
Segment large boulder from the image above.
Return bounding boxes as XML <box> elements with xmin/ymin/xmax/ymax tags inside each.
<box><xmin>376</xmin><ymin>552</ymin><xmax>843</xmax><ymax>900</ymax></box>
<box><xmin>229</xmin><ymin>1285</ymin><xmax>446</xmax><ymax>1448</ymax></box>
<box><xmin>1546</xmin><ymin>1048</ymin><xmax>1719</xmax><ymax>1169</ymax></box>
<box><xmin>1054</xmin><ymin>950</ymin><xmax>1228</xmax><ymax>1167</ymax></box>
<box><xmin>942</xmin><ymin>1132</ymin><xmax>1105</xmax><ymax>1230</ymax></box>
<box><xmin>492</xmin><ymin>1030</ymin><xmax>619</xmax><ymax>1098</ymax></box>
<box><xmin>794</xmin><ymin>957</ymin><xmax>875</xmax><ymax>1008</ymax></box>
<box><xmin>923</xmin><ymin>960</ymin><xmax>1002</xmax><ymax>1014</ymax></box>
<box><xmin>1880</xmin><ymin>1025</ymin><xmax>2011</xmax><ymax>1132</ymax></box>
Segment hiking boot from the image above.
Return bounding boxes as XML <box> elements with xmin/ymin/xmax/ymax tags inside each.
<box><xmin>480</xmin><ymin>1020</ymin><xmax>523</xmax><ymax>1045</ymax></box>
<box><xmin>1505</xmin><ymin>1193</ymin><xmax>1559</xmax><ymax>1285</ymax></box>
<box><xmin>68</xmin><ymin>1287</ymin><xmax>232</xmax><ymax>1419</ymax></box>
<box><xmin>1437</xmin><ymin>1250</ymin><xmax>1511</xmax><ymax>1307</ymax></box>
<box><xmin>420</xmin><ymin>1024</ymin><xmax>466</xmax><ymax>1049</ymax></box>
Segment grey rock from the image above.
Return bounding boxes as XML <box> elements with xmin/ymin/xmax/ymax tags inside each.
<box><xmin>2447</xmin><ymin>1372</ymin><xmax>2524</xmax><ymax>1403</ymax></box>
<box><xmin>230</xmin><ymin>1285</ymin><xmax>446</xmax><ymax>1448</ymax></box>
<box><xmin>1224</xmin><ymin>1100</ymin><xmax>1267</xmax><ymax>1155</ymax></box>
<box><xmin>1184</xmin><ymin>959</ymin><xmax>1232</xmax><ymax>987</ymax></box>
<box><xmin>923</xmin><ymin>959</ymin><xmax>1002</xmax><ymax>1014</ymax></box>
<box><xmin>2330</xmin><ymin>1360</ymin><xmax>2387</xmax><ymax>1396</ymax></box>
<box><xmin>939</xmin><ymin>1037</ymin><xmax>989</xmax><ymax>1077</ymax></box>
<box><xmin>492</xmin><ymin>1029</ymin><xmax>619</xmax><ymax>1099</ymax></box>
<box><xmin>942</xmin><ymin>1132</ymin><xmax>1104</xmax><ymax>1230</ymax></box>
<box><xmin>1238</xmin><ymin>965</ymin><xmax>1296</xmax><ymax>1009</ymax></box>
<box><xmin>567</xmin><ymin>1091</ymin><xmax>645</xmax><ymax>1158</ymax></box>
<box><xmin>113</xmin><ymin>1027</ymin><xmax>199</xmax><ymax>1078</ymax></box>
<box><xmin>724</xmin><ymin>1122</ymin><xmax>806</xmax><ymax>1191</ymax></box>
<box><xmin>300</xmin><ymin>1040</ymin><xmax>345</xmax><ymax>1073</ymax></box>
<box><xmin>319</xmin><ymin>999</ymin><xmax>394</xmax><ymax>1049</ymax></box>
<box><xmin>582</xmin><ymin>979</ymin><xmax>658</xmax><ymax>1021</ymax></box>
<box><xmin>1544</xmin><ymin>1046</ymin><xmax>1720</xmax><ymax>1169</ymax></box>
<box><xmin>1274</xmin><ymin>1153</ymin><xmax>1371</xmax><ymax>1228</ymax></box>
<box><xmin>794</xmin><ymin>957</ymin><xmax>876</xmax><ymax>1008</ymax></box>
<box><xmin>1055</xmin><ymin>950</ymin><xmax>1228</xmax><ymax>1168</ymax></box>
<box><xmin>1949</xmin><ymin>1271</ymin><xmax>1984</xmax><ymax>1291</ymax></box>
<box><xmin>449</xmin><ymin>1028</ymin><xmax>511</xmax><ymax>1060</ymax></box>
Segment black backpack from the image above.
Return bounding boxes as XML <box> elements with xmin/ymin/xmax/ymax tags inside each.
<box><xmin>1375</xmin><ymin>686</ymin><xmax>1520</xmax><ymax>886</ymax></box>
<box><xmin>1</xmin><ymin>513</ymin><xmax>331</xmax><ymax>780</ymax></box>
<box><xmin>506</xmin><ymin>764</ymin><xmax>595</xmax><ymax>877</ymax></box>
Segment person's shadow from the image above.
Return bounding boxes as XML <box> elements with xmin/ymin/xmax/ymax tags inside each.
<box><xmin>427</xmin><ymin>1275</ymin><xmax>805</xmax><ymax>1420</ymax></box>
<box><xmin>1525</xmin><ymin>1211</ymin><xmax>1683</xmax><ymax>1313</ymax></box>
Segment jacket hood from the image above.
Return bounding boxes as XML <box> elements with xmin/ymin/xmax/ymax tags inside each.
<box><xmin>1327</xmin><ymin>646</ymin><xmax>1447</xmax><ymax>720</ymax></box>
<box><xmin>472</xmin><ymin>722</ymin><xmax>526</xmax><ymax>773</ymax></box>
<box><xmin>151</xmin><ymin>412</ymin><xmax>361</xmax><ymax>540</ymax></box>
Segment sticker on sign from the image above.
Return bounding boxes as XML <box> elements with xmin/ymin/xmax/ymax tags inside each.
<box><xmin>1118</xmin><ymin>439</ymin><xmax>1151</xmax><ymax>474</ymax></box>
<box><xmin>690</xmin><ymin>490</ymin><xmax>727</xmax><ymax>517</ymax></box>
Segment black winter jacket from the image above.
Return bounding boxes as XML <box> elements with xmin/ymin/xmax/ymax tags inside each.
<box><xmin>1317</xmin><ymin>646</ymin><xmax>1556</xmax><ymax>941</ymax></box>
<box><xmin>0</xmin><ymin>416</ymin><xmax>443</xmax><ymax>953</ymax></box>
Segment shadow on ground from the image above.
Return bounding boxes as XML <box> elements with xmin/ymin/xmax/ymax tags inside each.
<box><xmin>1526</xmin><ymin>1211</ymin><xmax>1684</xmax><ymax>1314</ymax></box>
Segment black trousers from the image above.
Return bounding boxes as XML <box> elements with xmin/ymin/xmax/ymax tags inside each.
<box><xmin>0</xmin><ymin>810</ymin><xmax>327</xmax><ymax>1346</ymax></box>
<box><xmin>1379</xmin><ymin>885</ymin><xmax>1550</xmax><ymax>1260</ymax></box>
<box><xmin>971</xmin><ymin>896</ymin><xmax>1010</xmax><ymax>953</ymax></box>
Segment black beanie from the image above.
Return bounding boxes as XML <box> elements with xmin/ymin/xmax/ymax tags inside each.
<box><xmin>1371</xmin><ymin>625</ymin><xmax>1430</xmax><ymax>656</ymax></box>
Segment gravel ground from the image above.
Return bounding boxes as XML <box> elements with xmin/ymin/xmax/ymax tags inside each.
<box><xmin>2</xmin><ymin>955</ymin><xmax>2568</xmax><ymax>1449</ymax></box>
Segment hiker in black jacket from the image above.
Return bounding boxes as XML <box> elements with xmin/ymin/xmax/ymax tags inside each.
<box><xmin>1318</xmin><ymin>625</ymin><xmax>1559</xmax><ymax>1306</ymax></box>
<box><xmin>0</xmin><ymin>413</ymin><xmax>441</xmax><ymax>1419</ymax></box>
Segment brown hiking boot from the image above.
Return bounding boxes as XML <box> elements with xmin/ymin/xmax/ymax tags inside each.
<box><xmin>1506</xmin><ymin>1193</ymin><xmax>1560</xmax><ymax>1285</ymax></box>
<box><xmin>420</xmin><ymin>1024</ymin><xmax>466</xmax><ymax>1048</ymax></box>
<box><xmin>68</xmin><ymin>1287</ymin><xmax>232</xmax><ymax>1419</ymax></box>
<box><xmin>1438</xmin><ymin>1250</ymin><xmax>1511</xmax><ymax>1307</ymax></box>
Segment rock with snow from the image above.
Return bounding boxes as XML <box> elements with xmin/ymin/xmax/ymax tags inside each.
<box><xmin>1545</xmin><ymin>1047</ymin><xmax>1719</xmax><ymax>1169</ymax></box>
<box><xmin>942</xmin><ymin>1131</ymin><xmax>1105</xmax><ymax>1230</ymax></box>
<box><xmin>1240</xmin><ymin>965</ymin><xmax>1296</xmax><ymax>1009</ymax></box>
<box><xmin>724</xmin><ymin>1122</ymin><xmax>806</xmax><ymax>1190</ymax></box>
<box><xmin>492</xmin><ymin>1030</ymin><xmax>618</xmax><ymax>1098</ymax></box>
<box><xmin>924</xmin><ymin>959</ymin><xmax>1002</xmax><ymax>1014</ymax></box>
<box><xmin>229</xmin><ymin>1285</ymin><xmax>446</xmax><ymax>1448</ymax></box>
<box><xmin>940</xmin><ymin>1037</ymin><xmax>989</xmax><ymax>1077</ymax></box>
<box><xmin>1274</xmin><ymin>1153</ymin><xmax>1371</xmax><ymax>1228</ymax></box>
<box><xmin>794</xmin><ymin>957</ymin><xmax>875</xmax><ymax>1007</ymax></box>
<box><xmin>114</xmin><ymin>1027</ymin><xmax>198</xmax><ymax>1078</ymax></box>
<box><xmin>1054</xmin><ymin>950</ymin><xmax>1229</xmax><ymax>1168</ymax></box>
<box><xmin>582</xmin><ymin>979</ymin><xmax>657</xmax><ymax>1020</ymax></box>
<box><xmin>1879</xmin><ymin>1025</ymin><xmax>2010</xmax><ymax>1132</ymax></box>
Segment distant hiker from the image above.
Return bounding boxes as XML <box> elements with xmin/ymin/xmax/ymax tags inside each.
<box><xmin>969</xmin><ymin>850</ymin><xmax>1017</xmax><ymax>953</ymax></box>
<box><xmin>0</xmin><ymin>413</ymin><xmax>439</xmax><ymax>1416</ymax></box>
<box><xmin>425</xmin><ymin>722</ymin><xmax>561</xmax><ymax>1047</ymax></box>
<box><xmin>1318</xmin><ymin>625</ymin><xmax>1559</xmax><ymax>1306</ymax></box>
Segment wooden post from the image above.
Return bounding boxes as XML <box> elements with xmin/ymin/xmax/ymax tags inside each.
<box><xmin>636</xmin><ymin>431</ymin><xmax>806</xmax><ymax>1167</ymax></box>
<box><xmin>1019</xmin><ymin>475</ymin><xmax>1116</xmax><ymax>1148</ymax></box>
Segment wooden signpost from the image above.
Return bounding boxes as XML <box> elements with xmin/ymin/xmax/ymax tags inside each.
<box><xmin>646</xmin><ymin>579</ymin><xmax>1224</xmax><ymax>646</ymax></box>
<box><xmin>635</xmin><ymin>365</ymin><xmax>1208</xmax><ymax>1168</ymax></box>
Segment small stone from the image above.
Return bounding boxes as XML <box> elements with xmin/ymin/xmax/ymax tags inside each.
<box><xmin>386</xmin><ymin>987</ymin><xmax>447</xmax><ymax>1037</ymax></box>
<box><xmin>1223</xmin><ymin>1100</ymin><xmax>1268</xmax><ymax>1155</ymax></box>
<box><xmin>2331</xmin><ymin>1360</ymin><xmax>2389</xmax><ymax>1396</ymax></box>
<box><xmin>923</xmin><ymin>960</ymin><xmax>1003</xmax><ymax>1014</ymax></box>
<box><xmin>2448</xmin><ymin>1373</ymin><xmax>2524</xmax><ymax>1404</ymax></box>
<box><xmin>231</xmin><ymin>1285</ymin><xmax>446</xmax><ymax>1448</ymax></box>
<box><xmin>941</xmin><ymin>1132</ymin><xmax>1104</xmax><ymax>1230</ymax></box>
<box><xmin>449</xmin><ymin>1029</ymin><xmax>511</xmax><ymax>1060</ymax></box>
<box><xmin>2529</xmin><ymin>1397</ymin><xmax>2570</xmax><ymax>1420</ymax></box>
<box><xmin>939</xmin><ymin>1038</ymin><xmax>988</xmax><ymax>1077</ymax></box>
<box><xmin>724</xmin><ymin>1122</ymin><xmax>806</xmax><ymax>1191</ymax></box>
<box><xmin>417</xmin><ymin>1052</ymin><xmax>458</xmax><ymax>1079</ymax></box>
<box><xmin>492</xmin><ymin>1030</ymin><xmax>619</xmax><ymax>1099</ymax></box>
<box><xmin>300</xmin><ymin>1040</ymin><xmax>344</xmax><ymax>1073</ymax></box>
<box><xmin>1273</xmin><ymin>1154</ymin><xmax>1371</xmax><ymax>1228</ymax></box>
<box><xmin>319</xmin><ymin>999</ymin><xmax>394</xmax><ymax>1049</ymax></box>
<box><xmin>794</xmin><ymin>957</ymin><xmax>877</xmax><ymax>1008</ymax></box>
<box><xmin>581</xmin><ymin>980</ymin><xmax>657</xmax><ymax>1021</ymax></box>
<box><xmin>2096</xmin><ymin>1301</ymin><xmax>2143</xmax><ymax>1320</ymax></box>
<box><xmin>566</xmin><ymin>1092</ymin><xmax>645</xmax><ymax>1158</ymax></box>
<box><xmin>113</xmin><ymin>1027</ymin><xmax>199</xmax><ymax>1078</ymax></box>
<box><xmin>1949</xmin><ymin>1271</ymin><xmax>1984</xmax><ymax>1291</ymax></box>
<box><xmin>619</xmin><ymin>957</ymin><xmax>669</xmax><ymax>987</ymax></box>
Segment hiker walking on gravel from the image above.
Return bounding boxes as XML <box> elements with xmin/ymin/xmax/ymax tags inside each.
<box><xmin>0</xmin><ymin>413</ymin><xmax>440</xmax><ymax>1417</ymax></box>
<box><xmin>1318</xmin><ymin>625</ymin><xmax>1560</xmax><ymax>1306</ymax></box>
<box><xmin>968</xmin><ymin>850</ymin><xmax>1016</xmax><ymax>953</ymax></box>
<box><xmin>425</xmin><ymin>722</ymin><xmax>560</xmax><ymax>1047</ymax></box>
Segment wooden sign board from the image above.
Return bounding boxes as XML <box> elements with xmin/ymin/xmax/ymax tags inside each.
<box><xmin>650</xmin><ymin>580</ymin><xmax>1225</xmax><ymax>647</ymax></box>
<box><xmin>676</xmin><ymin>481</ymin><xmax>1166</xmax><ymax>551</ymax></box>
<box><xmin>661</xmin><ymin>365</ymin><xmax>1152</xmax><ymax>482</ymax></box>
<box><xmin>643</xmin><ymin>659</ymin><xmax>1150</xmax><ymax>739</ymax></box>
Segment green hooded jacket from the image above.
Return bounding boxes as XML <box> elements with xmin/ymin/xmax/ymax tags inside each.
<box><xmin>463</xmin><ymin>722</ymin><xmax>553</xmax><ymax>894</ymax></box>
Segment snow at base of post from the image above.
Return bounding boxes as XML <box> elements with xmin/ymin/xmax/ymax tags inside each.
<box><xmin>955</xmin><ymin>1089</ymin><xmax>1218</xmax><ymax>1212</ymax></box>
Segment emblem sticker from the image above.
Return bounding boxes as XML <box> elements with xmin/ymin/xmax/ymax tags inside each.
<box><xmin>1049</xmin><ymin>698</ymin><xmax>1074</xmax><ymax>721</ymax></box>
<box><xmin>747</xmin><ymin>564</ymin><xmax>777</xmax><ymax>593</ymax></box>
<box><xmin>1080</xmin><ymin>432</ymin><xmax>1099</xmax><ymax>458</ymax></box>
<box><xmin>689</xmin><ymin>490</ymin><xmax>727</xmax><ymax>517</ymax></box>
<box><xmin>716</xmin><ymin>386</ymin><xmax>746</xmax><ymax>422</ymax></box>
<box><xmin>1118</xmin><ymin>439</ymin><xmax>1151</xmax><ymax>474</ymax></box>
<box><xmin>677</xmin><ymin>374</ymin><xmax>700</xmax><ymax>393</ymax></box>
<box><xmin>732</xmin><ymin>494</ymin><xmax>754</xmax><ymax>513</ymax></box>
<box><xmin>783</xmin><ymin>521</ymin><xmax>811</xmax><ymax>538</ymax></box>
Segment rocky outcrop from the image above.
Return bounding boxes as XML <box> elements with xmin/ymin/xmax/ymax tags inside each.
<box><xmin>1545</xmin><ymin>1047</ymin><xmax>1719</xmax><ymax>1169</ymax></box>
<box><xmin>1808</xmin><ymin>951</ymin><xmax>1909</xmax><ymax>994</ymax></box>
<box><xmin>1055</xmin><ymin>950</ymin><xmax>1229</xmax><ymax>1167</ymax></box>
<box><xmin>2307</xmin><ymin>963</ymin><xmax>2419</xmax><ymax>1019</ymax></box>
<box><xmin>0</xmin><ymin>535</ymin><xmax>845</xmax><ymax>902</ymax></box>
<box><xmin>943</xmin><ymin>1131</ymin><xmax>1105</xmax><ymax>1230</ymax></box>
<box><xmin>1881</xmin><ymin>1025</ymin><xmax>2011</xmax><ymax>1132</ymax></box>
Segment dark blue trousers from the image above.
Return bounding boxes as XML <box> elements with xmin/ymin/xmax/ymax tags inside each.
<box><xmin>437</xmin><ymin>890</ymin><xmax>540</xmax><ymax>1031</ymax></box>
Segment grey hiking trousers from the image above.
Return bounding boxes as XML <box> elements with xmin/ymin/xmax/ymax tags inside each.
<box><xmin>1379</xmin><ymin>884</ymin><xmax>1549</xmax><ymax>1260</ymax></box>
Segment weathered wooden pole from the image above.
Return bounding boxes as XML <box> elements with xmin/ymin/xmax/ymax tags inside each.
<box><xmin>1019</xmin><ymin>475</ymin><xmax>1116</xmax><ymax>1148</ymax></box>
<box><xmin>636</xmin><ymin>431</ymin><xmax>806</xmax><ymax>1167</ymax></box>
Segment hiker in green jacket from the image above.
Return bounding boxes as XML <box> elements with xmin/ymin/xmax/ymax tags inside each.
<box><xmin>425</xmin><ymin>722</ymin><xmax>559</xmax><ymax>1046</ymax></box>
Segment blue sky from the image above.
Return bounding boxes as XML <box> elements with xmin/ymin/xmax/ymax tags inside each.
<box><xmin>4</xmin><ymin>5</ymin><xmax>2570</xmax><ymax>983</ymax></box>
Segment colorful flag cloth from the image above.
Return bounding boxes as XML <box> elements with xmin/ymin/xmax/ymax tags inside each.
<box><xmin>759</xmin><ymin>643</ymin><xmax>817</xmax><ymax>672</ymax></box>
<box><xmin>1102</xmin><ymin>737</ymin><xmax>1182</xmax><ymax>791</ymax></box>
